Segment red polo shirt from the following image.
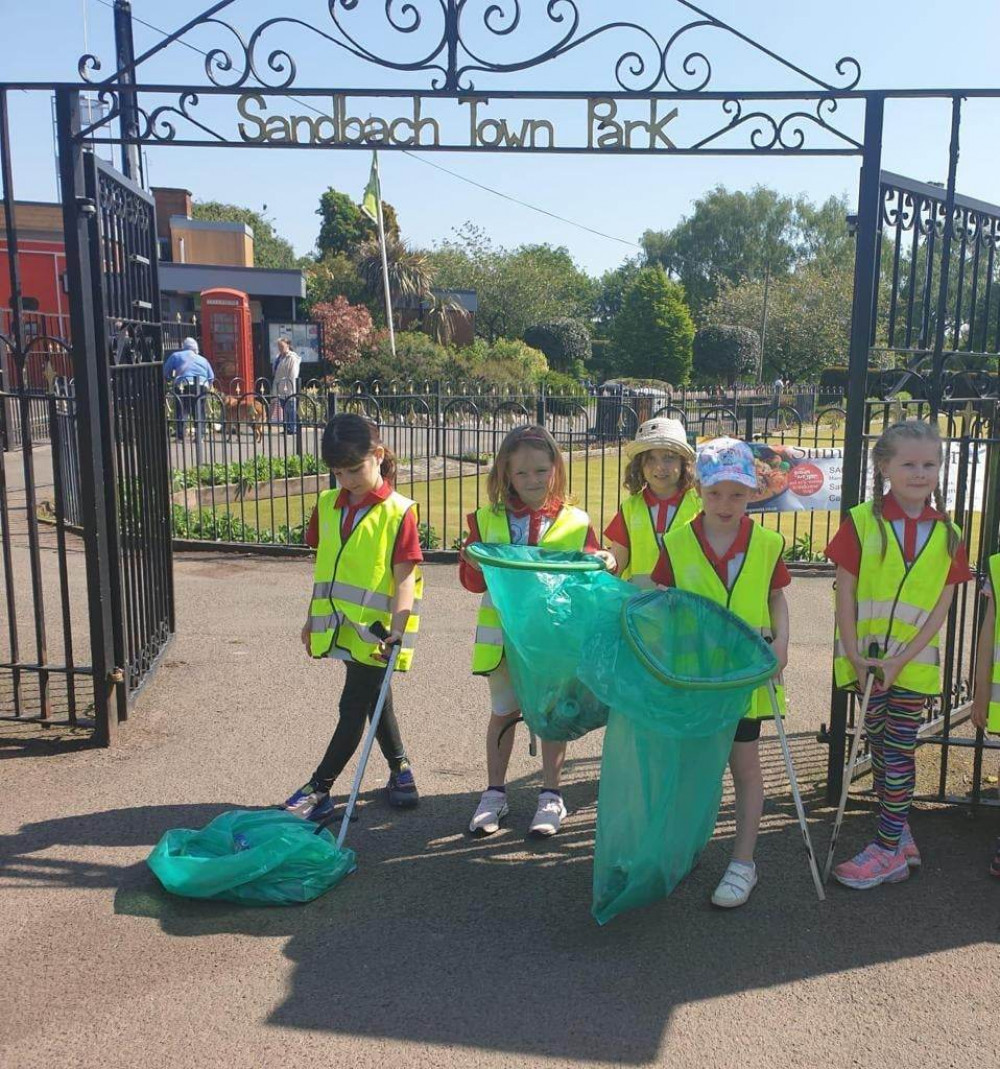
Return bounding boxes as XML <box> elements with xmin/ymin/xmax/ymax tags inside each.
<box><xmin>824</xmin><ymin>492</ymin><xmax>972</xmax><ymax>584</ymax></box>
<box><xmin>652</xmin><ymin>514</ymin><xmax>791</xmax><ymax>592</ymax></box>
<box><xmin>604</xmin><ymin>487</ymin><xmax>689</xmax><ymax>548</ymax></box>
<box><xmin>459</xmin><ymin>497</ymin><xmax>602</xmax><ymax>594</ymax></box>
<box><xmin>304</xmin><ymin>481</ymin><xmax>423</xmax><ymax>565</ymax></box>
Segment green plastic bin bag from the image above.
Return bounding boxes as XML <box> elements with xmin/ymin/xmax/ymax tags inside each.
<box><xmin>465</xmin><ymin>543</ymin><xmax>629</xmax><ymax>741</ymax></box>
<box><xmin>582</xmin><ymin>590</ymin><xmax>778</xmax><ymax>925</ymax></box>
<box><xmin>147</xmin><ymin>809</ymin><xmax>356</xmax><ymax>906</ymax></box>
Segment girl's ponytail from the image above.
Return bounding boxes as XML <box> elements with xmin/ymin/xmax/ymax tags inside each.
<box><xmin>379</xmin><ymin>445</ymin><xmax>397</xmax><ymax>487</ymax></box>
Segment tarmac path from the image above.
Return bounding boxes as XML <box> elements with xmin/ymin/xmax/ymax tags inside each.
<box><xmin>2</xmin><ymin>558</ymin><xmax>998</xmax><ymax>1069</ymax></box>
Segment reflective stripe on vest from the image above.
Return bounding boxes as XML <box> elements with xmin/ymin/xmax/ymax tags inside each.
<box><xmin>662</xmin><ymin>520</ymin><xmax>786</xmax><ymax>720</ymax></box>
<box><xmin>833</xmin><ymin>502</ymin><xmax>959</xmax><ymax>695</ymax></box>
<box><xmin>989</xmin><ymin>555</ymin><xmax>1000</xmax><ymax>733</ymax></box>
<box><xmin>308</xmin><ymin>488</ymin><xmax>422</xmax><ymax>671</ymax></box>
<box><xmin>619</xmin><ymin>489</ymin><xmax>699</xmax><ymax>585</ymax></box>
<box><xmin>471</xmin><ymin>503</ymin><xmax>590</xmax><ymax>675</ymax></box>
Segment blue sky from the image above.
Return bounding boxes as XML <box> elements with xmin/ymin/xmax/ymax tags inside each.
<box><xmin>3</xmin><ymin>0</ymin><xmax>1000</xmax><ymax>275</ymax></box>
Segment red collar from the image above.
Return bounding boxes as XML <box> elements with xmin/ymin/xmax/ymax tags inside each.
<box><xmin>334</xmin><ymin>481</ymin><xmax>392</xmax><ymax>510</ymax></box>
<box><xmin>880</xmin><ymin>492</ymin><xmax>944</xmax><ymax>522</ymax></box>
<box><xmin>642</xmin><ymin>486</ymin><xmax>685</xmax><ymax>508</ymax></box>
<box><xmin>691</xmin><ymin>513</ymin><xmax>753</xmax><ymax>567</ymax></box>
<box><xmin>507</xmin><ymin>495</ymin><xmax>562</xmax><ymax>518</ymax></box>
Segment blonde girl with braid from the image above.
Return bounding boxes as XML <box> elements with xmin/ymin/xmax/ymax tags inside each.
<box><xmin>825</xmin><ymin>420</ymin><xmax>973</xmax><ymax>890</ymax></box>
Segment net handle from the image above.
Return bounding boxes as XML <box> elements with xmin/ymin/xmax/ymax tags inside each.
<box><xmin>620</xmin><ymin>590</ymin><xmax>778</xmax><ymax>691</ymax></box>
<box><xmin>464</xmin><ymin>542</ymin><xmax>606</xmax><ymax>573</ymax></box>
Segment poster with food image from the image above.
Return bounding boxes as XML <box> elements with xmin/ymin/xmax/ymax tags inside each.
<box><xmin>693</xmin><ymin>441</ymin><xmax>986</xmax><ymax>513</ymax></box>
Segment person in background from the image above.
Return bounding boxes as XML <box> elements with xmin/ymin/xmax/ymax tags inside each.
<box><xmin>273</xmin><ymin>336</ymin><xmax>301</xmax><ymax>436</ymax></box>
<box><xmin>163</xmin><ymin>336</ymin><xmax>214</xmax><ymax>441</ymax></box>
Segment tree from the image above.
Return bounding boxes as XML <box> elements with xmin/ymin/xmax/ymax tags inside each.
<box><xmin>421</xmin><ymin>291</ymin><xmax>470</xmax><ymax>347</ymax></box>
<box><xmin>303</xmin><ymin>250</ymin><xmax>373</xmax><ymax>316</ymax></box>
<box><xmin>642</xmin><ymin>186</ymin><xmax>799</xmax><ymax>317</ymax></box>
<box><xmin>311</xmin><ymin>297</ymin><xmax>374</xmax><ymax>371</ymax></box>
<box><xmin>611</xmin><ymin>266</ymin><xmax>695</xmax><ymax>384</ymax></box>
<box><xmin>316</xmin><ymin>187</ymin><xmax>399</xmax><ymax>258</ymax></box>
<box><xmin>693</xmin><ymin>325</ymin><xmax>761</xmax><ymax>385</ymax></box>
<box><xmin>353</xmin><ymin>236</ymin><xmax>433</xmax><ymax>314</ymax></box>
<box><xmin>706</xmin><ymin>262</ymin><xmax>855</xmax><ymax>382</ymax></box>
<box><xmin>593</xmin><ymin>257</ymin><xmax>643</xmax><ymax>332</ymax></box>
<box><xmin>523</xmin><ymin>318</ymin><xmax>592</xmax><ymax>373</ymax></box>
<box><xmin>427</xmin><ymin>224</ymin><xmax>595</xmax><ymax>342</ymax></box>
<box><xmin>191</xmin><ymin>201</ymin><xmax>296</xmax><ymax>269</ymax></box>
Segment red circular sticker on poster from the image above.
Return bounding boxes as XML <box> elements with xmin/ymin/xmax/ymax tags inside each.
<box><xmin>789</xmin><ymin>463</ymin><xmax>825</xmax><ymax>497</ymax></box>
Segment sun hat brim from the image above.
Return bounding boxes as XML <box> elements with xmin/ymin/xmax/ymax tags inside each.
<box><xmin>625</xmin><ymin>436</ymin><xmax>695</xmax><ymax>460</ymax></box>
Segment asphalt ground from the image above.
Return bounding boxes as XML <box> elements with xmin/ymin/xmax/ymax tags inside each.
<box><xmin>2</xmin><ymin>558</ymin><xmax>999</xmax><ymax>1069</ymax></box>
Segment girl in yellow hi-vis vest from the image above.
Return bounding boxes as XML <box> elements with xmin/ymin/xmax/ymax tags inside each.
<box><xmin>971</xmin><ymin>553</ymin><xmax>1000</xmax><ymax>877</ymax></box>
<box><xmin>605</xmin><ymin>417</ymin><xmax>700</xmax><ymax>586</ymax></box>
<box><xmin>654</xmin><ymin>437</ymin><xmax>791</xmax><ymax>909</ymax></box>
<box><xmin>459</xmin><ymin>424</ymin><xmax>615</xmax><ymax>838</ymax></box>
<box><xmin>825</xmin><ymin>420</ymin><xmax>972</xmax><ymax>890</ymax></box>
<box><xmin>282</xmin><ymin>414</ymin><xmax>424</xmax><ymax>824</ymax></box>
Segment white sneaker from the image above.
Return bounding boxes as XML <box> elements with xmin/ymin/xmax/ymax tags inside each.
<box><xmin>469</xmin><ymin>789</ymin><xmax>509</xmax><ymax>836</ymax></box>
<box><xmin>710</xmin><ymin>860</ymin><xmax>758</xmax><ymax>908</ymax></box>
<box><xmin>529</xmin><ymin>792</ymin><xmax>567</xmax><ymax>838</ymax></box>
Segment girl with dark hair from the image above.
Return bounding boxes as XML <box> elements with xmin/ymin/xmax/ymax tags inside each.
<box><xmin>282</xmin><ymin>414</ymin><xmax>424</xmax><ymax>820</ymax></box>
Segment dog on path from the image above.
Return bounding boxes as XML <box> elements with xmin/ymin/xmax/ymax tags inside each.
<box><xmin>220</xmin><ymin>392</ymin><xmax>266</xmax><ymax>442</ymax></box>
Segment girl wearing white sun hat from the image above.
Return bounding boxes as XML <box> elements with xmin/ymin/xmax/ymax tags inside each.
<box><xmin>604</xmin><ymin>417</ymin><xmax>700</xmax><ymax>586</ymax></box>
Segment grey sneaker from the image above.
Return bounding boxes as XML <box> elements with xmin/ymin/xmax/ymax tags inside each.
<box><xmin>469</xmin><ymin>789</ymin><xmax>509</xmax><ymax>836</ymax></box>
<box><xmin>528</xmin><ymin>791</ymin><xmax>567</xmax><ymax>838</ymax></box>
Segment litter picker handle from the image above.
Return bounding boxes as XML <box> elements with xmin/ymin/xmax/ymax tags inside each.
<box><xmin>330</xmin><ymin>620</ymin><xmax>401</xmax><ymax>849</ymax></box>
<box><xmin>822</xmin><ymin>641</ymin><xmax>880</xmax><ymax>884</ymax></box>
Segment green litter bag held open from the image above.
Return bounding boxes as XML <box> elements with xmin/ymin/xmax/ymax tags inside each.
<box><xmin>579</xmin><ymin>590</ymin><xmax>778</xmax><ymax>925</ymax></box>
<box><xmin>147</xmin><ymin>809</ymin><xmax>356</xmax><ymax>906</ymax></box>
<box><xmin>465</xmin><ymin>543</ymin><xmax>630</xmax><ymax>741</ymax></box>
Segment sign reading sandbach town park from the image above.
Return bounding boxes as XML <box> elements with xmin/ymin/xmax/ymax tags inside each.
<box><xmin>236</xmin><ymin>93</ymin><xmax>681</xmax><ymax>151</ymax></box>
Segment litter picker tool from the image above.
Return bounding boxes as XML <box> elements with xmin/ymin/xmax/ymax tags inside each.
<box><xmin>766</xmin><ymin>675</ymin><xmax>826</xmax><ymax>902</ymax></box>
<box><xmin>822</xmin><ymin>641</ymin><xmax>881</xmax><ymax>884</ymax></box>
<box><xmin>315</xmin><ymin>620</ymin><xmax>401</xmax><ymax>848</ymax></box>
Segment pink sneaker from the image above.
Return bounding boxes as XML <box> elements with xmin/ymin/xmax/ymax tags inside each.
<box><xmin>900</xmin><ymin>824</ymin><xmax>921</xmax><ymax>869</ymax></box>
<box><xmin>833</xmin><ymin>842</ymin><xmax>910</xmax><ymax>890</ymax></box>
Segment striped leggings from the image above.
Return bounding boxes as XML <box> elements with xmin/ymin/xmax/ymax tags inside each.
<box><xmin>865</xmin><ymin>685</ymin><xmax>927</xmax><ymax>849</ymax></box>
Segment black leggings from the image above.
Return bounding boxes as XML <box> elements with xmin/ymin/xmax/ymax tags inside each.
<box><xmin>311</xmin><ymin>661</ymin><xmax>407</xmax><ymax>791</ymax></box>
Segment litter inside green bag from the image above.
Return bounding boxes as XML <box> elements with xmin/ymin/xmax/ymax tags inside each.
<box><xmin>147</xmin><ymin>809</ymin><xmax>356</xmax><ymax>906</ymax></box>
<box><xmin>465</xmin><ymin>543</ymin><xmax>628</xmax><ymax>741</ymax></box>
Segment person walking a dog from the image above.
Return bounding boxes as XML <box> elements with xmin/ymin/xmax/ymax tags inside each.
<box><xmin>164</xmin><ymin>337</ymin><xmax>214</xmax><ymax>442</ymax></box>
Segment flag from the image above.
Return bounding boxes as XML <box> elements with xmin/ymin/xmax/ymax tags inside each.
<box><xmin>360</xmin><ymin>153</ymin><xmax>379</xmax><ymax>223</ymax></box>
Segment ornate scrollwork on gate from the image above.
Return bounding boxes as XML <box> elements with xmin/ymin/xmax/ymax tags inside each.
<box><xmin>78</xmin><ymin>0</ymin><xmax>862</xmax><ymax>95</ymax></box>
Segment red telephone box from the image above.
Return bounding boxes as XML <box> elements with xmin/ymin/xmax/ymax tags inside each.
<box><xmin>200</xmin><ymin>288</ymin><xmax>253</xmax><ymax>391</ymax></box>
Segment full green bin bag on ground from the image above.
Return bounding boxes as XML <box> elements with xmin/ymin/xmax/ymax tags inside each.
<box><xmin>466</xmin><ymin>543</ymin><xmax>632</xmax><ymax>741</ymax></box>
<box><xmin>147</xmin><ymin>809</ymin><xmax>356</xmax><ymax>905</ymax></box>
<box><xmin>579</xmin><ymin>590</ymin><xmax>777</xmax><ymax>924</ymax></box>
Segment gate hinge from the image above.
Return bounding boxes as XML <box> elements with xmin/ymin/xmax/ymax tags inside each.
<box><xmin>76</xmin><ymin>197</ymin><xmax>97</xmax><ymax>217</ymax></box>
<box><xmin>108</xmin><ymin>667</ymin><xmax>125</xmax><ymax>684</ymax></box>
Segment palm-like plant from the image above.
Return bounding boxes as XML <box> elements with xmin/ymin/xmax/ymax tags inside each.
<box><xmin>422</xmin><ymin>291</ymin><xmax>470</xmax><ymax>346</ymax></box>
<box><xmin>353</xmin><ymin>236</ymin><xmax>433</xmax><ymax>314</ymax></box>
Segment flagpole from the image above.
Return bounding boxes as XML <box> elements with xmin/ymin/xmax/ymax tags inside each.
<box><xmin>373</xmin><ymin>153</ymin><xmax>396</xmax><ymax>359</ymax></box>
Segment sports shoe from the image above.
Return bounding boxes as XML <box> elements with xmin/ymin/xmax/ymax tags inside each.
<box><xmin>469</xmin><ymin>789</ymin><xmax>509</xmax><ymax>836</ymax></box>
<box><xmin>711</xmin><ymin>860</ymin><xmax>758</xmax><ymax>908</ymax></box>
<box><xmin>833</xmin><ymin>842</ymin><xmax>909</xmax><ymax>890</ymax></box>
<box><xmin>387</xmin><ymin>765</ymin><xmax>419</xmax><ymax>808</ymax></box>
<box><xmin>990</xmin><ymin>838</ymin><xmax>1000</xmax><ymax>878</ymax></box>
<box><xmin>528</xmin><ymin>791</ymin><xmax>567</xmax><ymax>838</ymax></box>
<box><xmin>307</xmin><ymin>793</ymin><xmax>337</xmax><ymax>826</ymax></box>
<box><xmin>900</xmin><ymin>824</ymin><xmax>921</xmax><ymax>869</ymax></box>
<box><xmin>281</xmin><ymin>781</ymin><xmax>329</xmax><ymax>820</ymax></box>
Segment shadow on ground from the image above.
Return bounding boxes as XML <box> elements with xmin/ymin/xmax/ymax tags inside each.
<box><xmin>2</xmin><ymin>752</ymin><xmax>998</xmax><ymax>1065</ymax></box>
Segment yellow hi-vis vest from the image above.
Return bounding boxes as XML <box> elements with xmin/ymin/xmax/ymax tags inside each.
<box><xmin>988</xmin><ymin>553</ymin><xmax>1000</xmax><ymax>733</ymax></box>
<box><xmin>662</xmin><ymin>520</ymin><xmax>786</xmax><ymax>720</ymax></box>
<box><xmin>619</xmin><ymin>489</ymin><xmax>700</xmax><ymax>587</ymax></box>
<box><xmin>833</xmin><ymin>502</ymin><xmax>959</xmax><ymax>695</ymax></box>
<box><xmin>308</xmin><ymin>488</ymin><xmax>422</xmax><ymax>671</ymax></box>
<box><xmin>472</xmin><ymin>503</ymin><xmax>590</xmax><ymax>675</ymax></box>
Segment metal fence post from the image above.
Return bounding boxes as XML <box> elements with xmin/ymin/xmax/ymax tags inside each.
<box><xmin>56</xmin><ymin>89</ymin><xmax>121</xmax><ymax>745</ymax></box>
<box><xmin>827</xmin><ymin>93</ymin><xmax>885</xmax><ymax>803</ymax></box>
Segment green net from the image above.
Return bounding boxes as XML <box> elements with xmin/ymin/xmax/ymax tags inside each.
<box><xmin>467</xmin><ymin>544</ymin><xmax>779</xmax><ymax>924</ymax></box>
<box><xmin>466</xmin><ymin>543</ymin><xmax>625</xmax><ymax>741</ymax></box>
<box><xmin>147</xmin><ymin>809</ymin><xmax>356</xmax><ymax>905</ymax></box>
